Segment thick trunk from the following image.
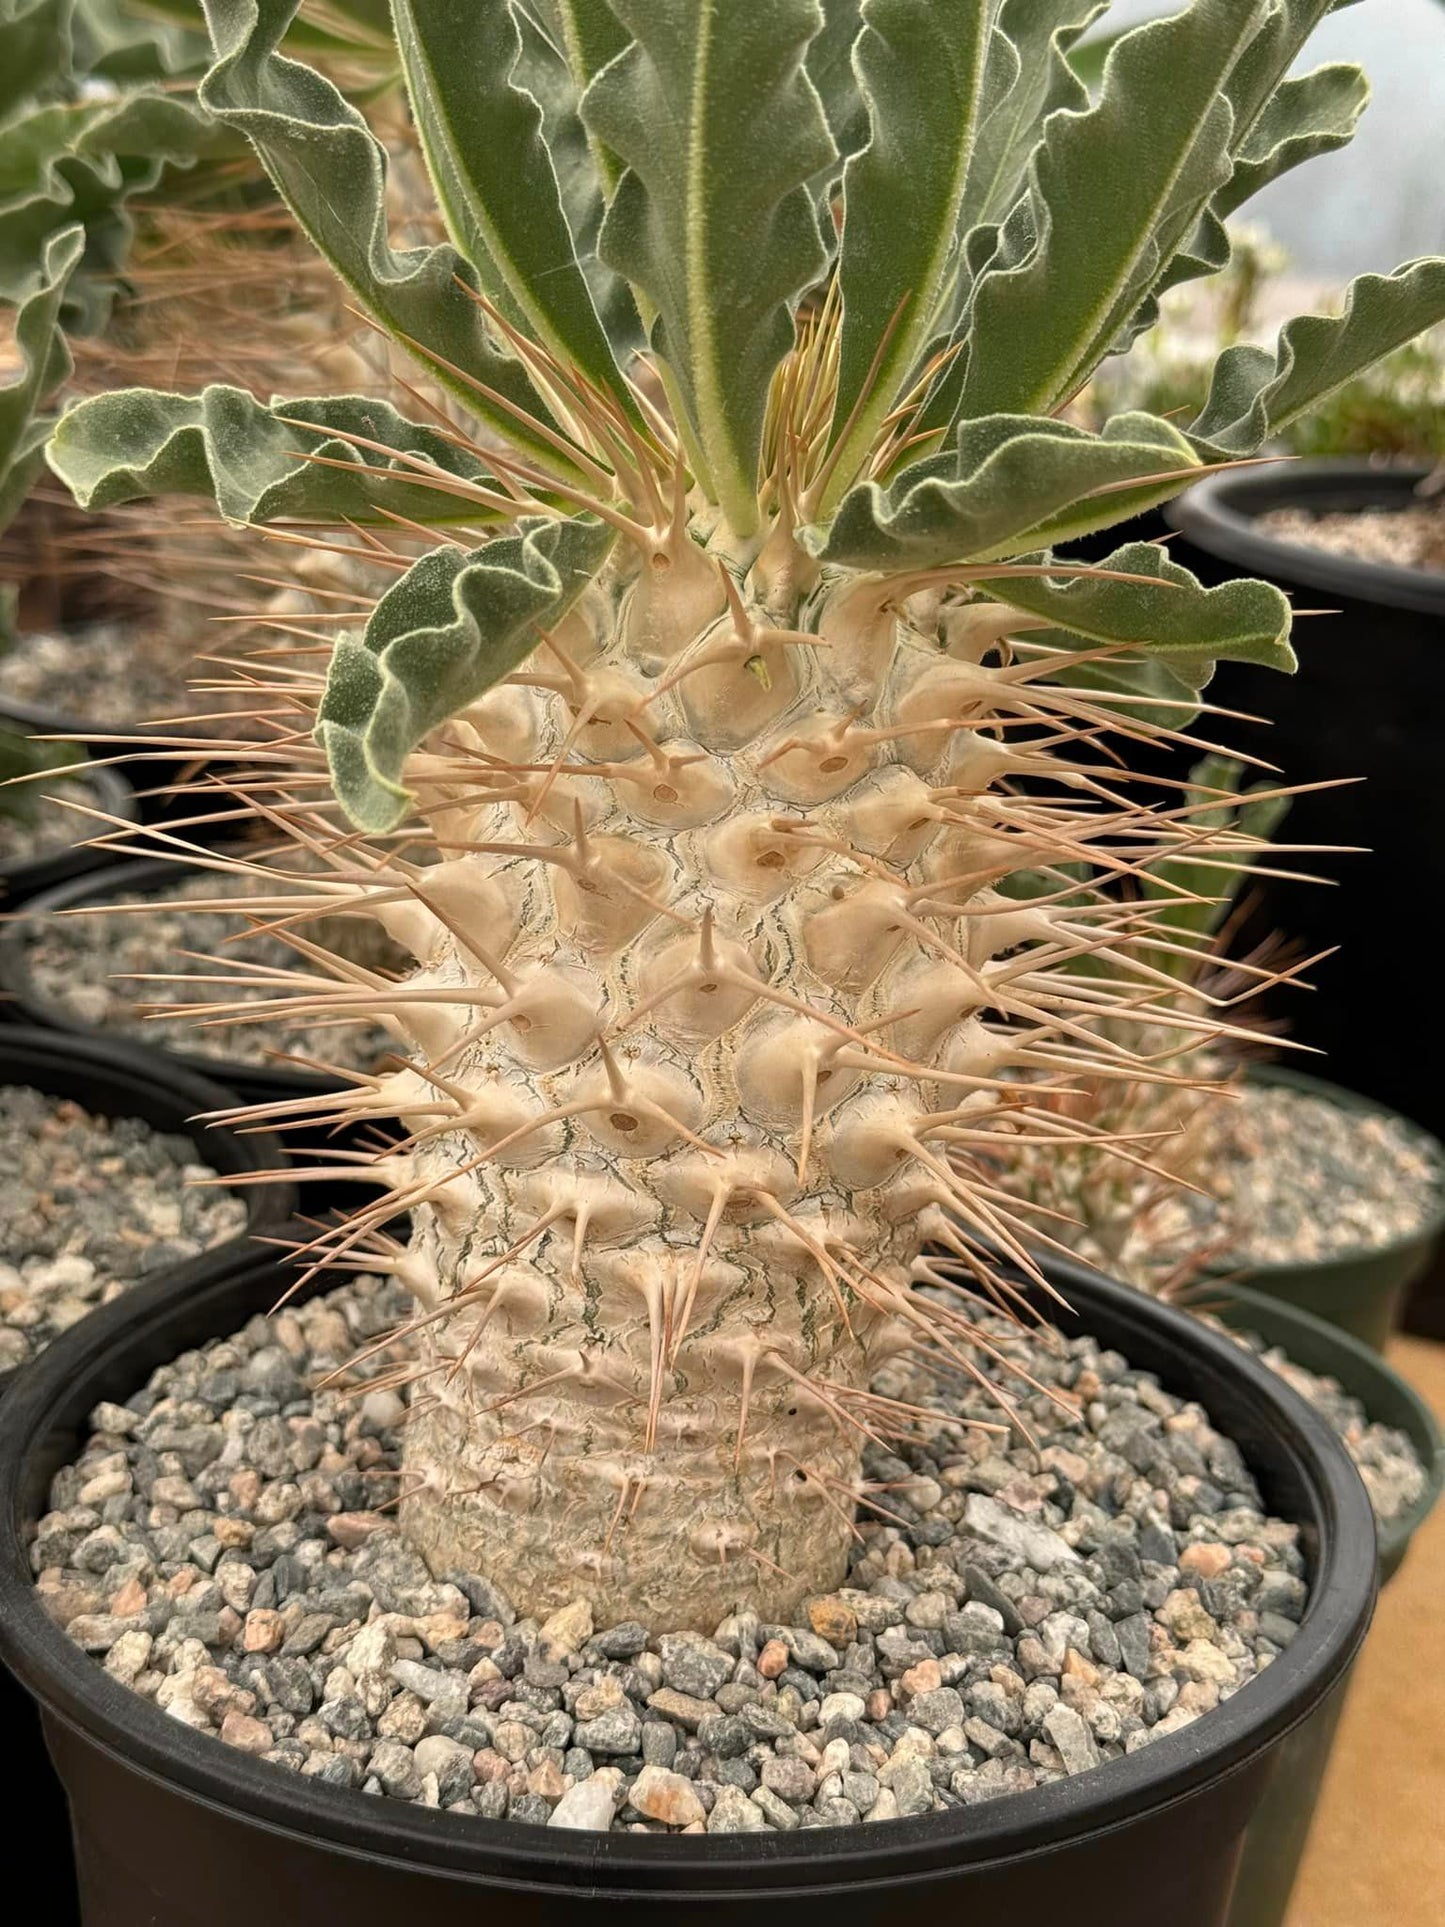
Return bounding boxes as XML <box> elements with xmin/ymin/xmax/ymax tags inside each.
<box><xmin>398</xmin><ymin>1190</ymin><xmax>913</xmax><ymax>1628</ymax></box>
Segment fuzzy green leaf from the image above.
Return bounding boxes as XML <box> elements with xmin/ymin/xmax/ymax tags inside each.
<box><xmin>0</xmin><ymin>90</ymin><xmax>216</xmax><ymax>328</ymax></box>
<box><xmin>197</xmin><ymin>0</ymin><xmax>572</xmax><ymax>472</ymax></box>
<box><xmin>134</xmin><ymin>0</ymin><xmax>395</xmax><ymax>58</ymax></box>
<box><xmin>551</xmin><ymin>0</ymin><xmax>628</xmax><ymax>80</ymax></box>
<box><xmin>0</xmin><ymin>222</ymin><xmax>80</xmax><ymax>534</ymax></box>
<box><xmin>0</xmin><ymin>0</ymin><xmax>70</xmax><ymax>123</ymax></box>
<box><xmin>391</xmin><ymin>0</ymin><xmax>633</xmax><ymax>408</ymax></box>
<box><xmin>811</xmin><ymin>413</ymin><xmax>1204</xmax><ymax>570</ymax></box>
<box><xmin>977</xmin><ymin>540</ymin><xmax>1295</xmax><ymax>673</ymax></box>
<box><xmin>964</xmin><ymin>1</ymin><xmax>1102</xmax><ymax>231</ymax></box>
<box><xmin>513</xmin><ymin>6</ymin><xmax>642</xmax><ymax>354</ymax></box>
<box><xmin>47</xmin><ymin>384</ymin><xmax>503</xmax><ymax>526</ymax></box>
<box><xmin>70</xmin><ymin>0</ymin><xmax>211</xmax><ymax>80</ymax></box>
<box><xmin>547</xmin><ymin>0</ymin><xmax>629</xmax><ymax>193</ymax></box>
<box><xmin>826</xmin><ymin>0</ymin><xmax>990</xmax><ymax>509</ymax></box>
<box><xmin>67</xmin><ymin>86</ymin><xmax>223</xmax><ymax>164</ymax></box>
<box><xmin>957</xmin><ymin>0</ymin><xmax>1263</xmax><ymax>420</ymax></box>
<box><xmin>1189</xmin><ymin>259</ymin><xmax>1445</xmax><ymax>457</ymax></box>
<box><xmin>807</xmin><ymin>0</ymin><xmax>867</xmax><ymax>161</ymax></box>
<box><xmin>582</xmin><ymin>0</ymin><xmax>836</xmax><ymax>534</ymax></box>
<box><xmin>1221</xmin><ymin>2</ymin><xmax>1360</xmax><ymax>142</ymax></box>
<box><xmin>1215</xmin><ymin>62</ymin><xmax>1367</xmax><ymax>218</ymax></box>
<box><xmin>317</xmin><ymin>515</ymin><xmax>614</xmax><ymax>831</ymax></box>
<box><xmin>1118</xmin><ymin>4</ymin><xmax>1365</xmax><ymax>332</ymax></box>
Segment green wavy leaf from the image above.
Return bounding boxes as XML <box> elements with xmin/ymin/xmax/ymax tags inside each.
<box><xmin>513</xmin><ymin>5</ymin><xmax>642</xmax><ymax>355</ymax></box>
<box><xmin>1190</xmin><ymin>260</ymin><xmax>1445</xmax><ymax>457</ymax></box>
<box><xmin>1</xmin><ymin>220</ymin><xmax>81</xmax><ymax>534</ymax></box>
<box><xmin>197</xmin><ymin>0</ymin><xmax>574</xmax><ymax>473</ymax></box>
<box><xmin>1215</xmin><ymin>61</ymin><xmax>1367</xmax><ymax>219</ymax></box>
<box><xmin>810</xmin><ymin>413</ymin><xmax>1204</xmax><ymax>570</ymax></box>
<box><xmin>807</xmin><ymin>0</ymin><xmax>867</xmax><ymax>163</ymax></box>
<box><xmin>965</xmin><ymin>1</ymin><xmax>1102</xmax><ymax>232</ymax></box>
<box><xmin>317</xmin><ymin>514</ymin><xmax>614</xmax><ymax>830</ymax></box>
<box><xmin>0</xmin><ymin>89</ymin><xmax>216</xmax><ymax>328</ymax></box>
<box><xmin>957</xmin><ymin>0</ymin><xmax>1262</xmax><ymax>420</ymax></box>
<box><xmin>825</xmin><ymin>0</ymin><xmax>990</xmax><ymax>511</ymax></box>
<box><xmin>976</xmin><ymin>539</ymin><xmax>1295</xmax><ymax>673</ymax></box>
<box><xmin>0</xmin><ymin>0</ymin><xmax>70</xmax><ymax>123</ymax></box>
<box><xmin>550</xmin><ymin>0</ymin><xmax>629</xmax><ymax>192</ymax></box>
<box><xmin>391</xmin><ymin>0</ymin><xmax>633</xmax><ymax>410</ymax></box>
<box><xmin>582</xmin><ymin>0</ymin><xmax>835</xmax><ymax>534</ymax></box>
<box><xmin>47</xmin><ymin>383</ymin><xmax>505</xmax><ymax>526</ymax></box>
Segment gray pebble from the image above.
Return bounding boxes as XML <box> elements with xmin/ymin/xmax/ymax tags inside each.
<box><xmin>576</xmin><ymin>1706</ymin><xmax>642</xmax><ymax>1755</ymax></box>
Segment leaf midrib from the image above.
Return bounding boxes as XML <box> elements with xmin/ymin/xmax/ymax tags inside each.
<box><xmin>990</xmin><ymin>6</ymin><xmax>1260</xmax><ymax>418</ymax></box>
<box><xmin>1035</xmin><ymin>97</ymin><xmax>1228</xmax><ymax>412</ymax></box>
<box><xmin>686</xmin><ymin>1</ymin><xmax>733</xmax><ymax>516</ymax></box>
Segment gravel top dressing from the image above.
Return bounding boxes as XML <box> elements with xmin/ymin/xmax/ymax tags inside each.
<box><xmin>0</xmin><ymin>622</ymin><xmax>248</xmax><ymax>727</ymax></box>
<box><xmin>35</xmin><ymin>1271</ymin><xmax>1330</xmax><ymax>1837</ymax></box>
<box><xmin>1223</xmin><ymin>1326</ymin><xmax>1426</xmax><ymax>1526</ymax></box>
<box><xmin>1164</xmin><ymin>1080</ymin><xmax>1443</xmax><ymax>1269</ymax></box>
<box><xmin>1257</xmin><ymin>502</ymin><xmax>1445</xmax><ymax>576</ymax></box>
<box><xmin>0</xmin><ymin>770</ymin><xmax>104</xmax><ymax>867</ymax></box>
<box><xmin>0</xmin><ymin>1086</ymin><xmax>248</xmax><ymax>1373</ymax></box>
<box><xmin>22</xmin><ymin>869</ymin><xmax>394</xmax><ymax>1074</ymax></box>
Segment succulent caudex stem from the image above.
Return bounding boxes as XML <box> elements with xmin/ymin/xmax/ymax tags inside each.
<box><xmin>94</xmin><ymin>522</ymin><xmax>1311</xmax><ymax>1627</ymax></box>
<box><xmin>46</xmin><ymin>1</ymin><xmax>1445</xmax><ymax>1627</ymax></box>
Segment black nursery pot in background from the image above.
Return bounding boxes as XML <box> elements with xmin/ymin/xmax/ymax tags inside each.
<box><xmin>0</xmin><ymin>1027</ymin><xmax>298</xmax><ymax>1397</ymax></box>
<box><xmin>1210</xmin><ymin>1067</ymin><xmax>1445</xmax><ymax>1353</ymax></box>
<box><xmin>0</xmin><ymin>854</ymin><xmax>394</xmax><ymax>1129</ymax></box>
<box><xmin>1206</xmin><ymin>1281</ymin><xmax>1443</xmax><ymax>1927</ymax></box>
<box><xmin>1164</xmin><ymin>461</ymin><xmax>1445</xmax><ymax>1339</ymax></box>
<box><xmin>0</xmin><ymin>1248</ymin><xmax>1377</xmax><ymax>1927</ymax></box>
<box><xmin>0</xmin><ymin>855</ymin><xmax>338</xmax><ymax>1112</ymax></box>
<box><xmin>0</xmin><ymin>728</ymin><xmax>138</xmax><ymax>910</ymax></box>
<box><xmin>0</xmin><ymin>683</ymin><xmax>256</xmax><ymax>841</ymax></box>
<box><xmin>0</xmin><ymin>1030</ymin><xmax>295</xmax><ymax>1927</ymax></box>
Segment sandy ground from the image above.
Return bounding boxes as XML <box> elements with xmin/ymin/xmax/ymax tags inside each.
<box><xmin>1286</xmin><ymin>1336</ymin><xmax>1445</xmax><ymax>1924</ymax></box>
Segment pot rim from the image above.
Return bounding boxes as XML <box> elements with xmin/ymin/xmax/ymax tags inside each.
<box><xmin>1202</xmin><ymin>1062</ymin><xmax>1445</xmax><ymax>1284</ymax></box>
<box><xmin>0</xmin><ymin>1027</ymin><xmax>296</xmax><ymax>1395</ymax></box>
<box><xmin>0</xmin><ymin>1245</ymin><xmax>1378</xmax><ymax>1898</ymax></box>
<box><xmin>1165</xmin><ymin>460</ymin><xmax>1445</xmax><ymax>618</ymax></box>
<box><xmin>0</xmin><ymin>852</ymin><xmax>340</xmax><ymax>1098</ymax></box>
<box><xmin>0</xmin><ymin>750</ymin><xmax>138</xmax><ymax>887</ymax></box>
<box><xmin>1199</xmin><ymin>1279</ymin><xmax>1444</xmax><ymax>1573</ymax></box>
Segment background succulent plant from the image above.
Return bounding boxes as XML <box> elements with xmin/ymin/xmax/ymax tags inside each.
<box><xmin>43</xmin><ymin>0</ymin><xmax>1445</xmax><ymax>1627</ymax></box>
<box><xmin>0</xmin><ymin>0</ymin><xmax>235</xmax><ymax>333</ymax></box>
<box><xmin>1</xmin><ymin>224</ymin><xmax>83</xmax><ymax>805</ymax></box>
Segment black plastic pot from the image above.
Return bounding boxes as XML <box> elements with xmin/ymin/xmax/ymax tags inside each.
<box><xmin>0</xmin><ymin>1032</ymin><xmax>295</xmax><ymax>1927</ymax></box>
<box><xmin>0</xmin><ymin>854</ymin><xmax>349</xmax><ymax>1113</ymax></box>
<box><xmin>0</xmin><ymin>1247</ymin><xmax>1378</xmax><ymax>1927</ymax></box>
<box><xmin>1209</xmin><ymin>1065</ymin><xmax>1445</xmax><ymax>1353</ymax></box>
<box><xmin>0</xmin><ymin>735</ymin><xmax>138</xmax><ymax>909</ymax></box>
<box><xmin>1200</xmin><ymin>1282</ymin><xmax>1443</xmax><ymax>1927</ymax></box>
<box><xmin>0</xmin><ymin>1027</ymin><xmax>296</xmax><ymax>1391</ymax></box>
<box><xmin>1163</xmin><ymin>462</ymin><xmax>1445</xmax><ymax>1336</ymax></box>
<box><xmin>1207</xmin><ymin>1284</ymin><xmax>1442</xmax><ymax>1587</ymax></box>
<box><xmin>0</xmin><ymin>856</ymin><xmax>404</xmax><ymax>1205</ymax></box>
<box><xmin>0</xmin><ymin>681</ymin><xmax>255</xmax><ymax>837</ymax></box>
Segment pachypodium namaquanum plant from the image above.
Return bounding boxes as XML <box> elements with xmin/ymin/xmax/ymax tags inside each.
<box><xmin>46</xmin><ymin>0</ymin><xmax>1445</xmax><ymax>1629</ymax></box>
